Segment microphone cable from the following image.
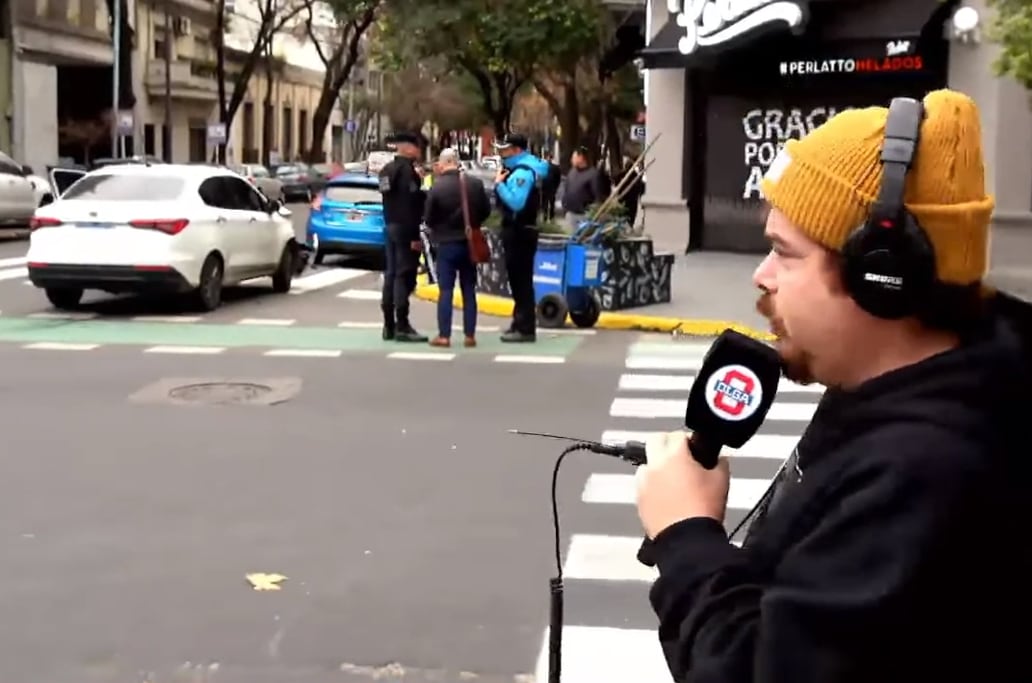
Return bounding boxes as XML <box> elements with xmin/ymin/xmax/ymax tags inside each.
<box><xmin>546</xmin><ymin>438</ymin><xmax>646</xmax><ymax>683</ymax></box>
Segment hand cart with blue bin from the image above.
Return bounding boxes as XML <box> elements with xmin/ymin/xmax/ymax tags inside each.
<box><xmin>532</xmin><ymin>221</ymin><xmax>605</xmax><ymax>329</ymax></box>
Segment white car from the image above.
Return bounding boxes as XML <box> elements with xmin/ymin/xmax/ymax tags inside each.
<box><xmin>27</xmin><ymin>163</ymin><xmax>299</xmax><ymax>311</ymax></box>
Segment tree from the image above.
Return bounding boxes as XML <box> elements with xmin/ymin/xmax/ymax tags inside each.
<box><xmin>985</xmin><ymin>0</ymin><xmax>1032</xmax><ymax>90</ymax></box>
<box><xmin>301</xmin><ymin>0</ymin><xmax>382</xmax><ymax>161</ymax></box>
<box><xmin>380</xmin><ymin>61</ymin><xmax>478</xmax><ymax>135</ymax></box>
<box><xmin>213</xmin><ymin>0</ymin><xmax>311</xmax><ymax>161</ymax></box>
<box><xmin>377</xmin><ymin>0</ymin><xmax>602</xmax><ymax>134</ymax></box>
<box><xmin>532</xmin><ymin>12</ymin><xmax>643</xmax><ymax>172</ymax></box>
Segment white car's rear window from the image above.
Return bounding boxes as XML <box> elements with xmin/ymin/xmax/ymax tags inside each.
<box><xmin>325</xmin><ymin>184</ymin><xmax>381</xmax><ymax>204</ymax></box>
<box><xmin>63</xmin><ymin>174</ymin><xmax>186</xmax><ymax>201</ymax></box>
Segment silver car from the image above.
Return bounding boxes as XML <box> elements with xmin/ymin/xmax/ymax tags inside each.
<box><xmin>234</xmin><ymin>164</ymin><xmax>283</xmax><ymax>202</ymax></box>
<box><xmin>0</xmin><ymin>151</ymin><xmax>41</xmax><ymax>228</ymax></box>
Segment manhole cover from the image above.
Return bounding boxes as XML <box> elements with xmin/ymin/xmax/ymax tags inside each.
<box><xmin>168</xmin><ymin>382</ymin><xmax>274</xmax><ymax>405</ymax></box>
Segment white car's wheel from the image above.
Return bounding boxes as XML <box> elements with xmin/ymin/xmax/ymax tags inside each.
<box><xmin>193</xmin><ymin>254</ymin><xmax>224</xmax><ymax>311</ymax></box>
<box><xmin>271</xmin><ymin>244</ymin><xmax>293</xmax><ymax>293</ymax></box>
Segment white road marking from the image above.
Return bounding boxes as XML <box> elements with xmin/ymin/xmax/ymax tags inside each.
<box><xmin>387</xmin><ymin>351</ymin><xmax>455</xmax><ymax>361</ymax></box>
<box><xmin>236</xmin><ymin>318</ymin><xmax>296</xmax><ymax>326</ymax></box>
<box><xmin>534</xmin><ymin>626</ymin><xmax>673</xmax><ymax>683</ymax></box>
<box><xmin>562</xmin><ymin>534</ymin><xmax>658</xmax><ymax>582</ymax></box>
<box><xmin>131</xmin><ymin>315</ymin><xmax>202</xmax><ymax>323</ymax></box>
<box><xmin>0</xmin><ymin>267</ymin><xmax>27</xmax><ymax>280</ymax></box>
<box><xmin>144</xmin><ymin>345</ymin><xmax>225</xmax><ymax>354</ymax></box>
<box><xmin>493</xmin><ymin>355</ymin><xmax>565</xmax><ymax>364</ymax></box>
<box><xmin>337</xmin><ymin>321</ymin><xmax>382</xmax><ymax>328</ymax></box>
<box><xmin>27</xmin><ymin>311</ymin><xmax>97</xmax><ymax>320</ymax></box>
<box><xmin>0</xmin><ymin>256</ymin><xmax>27</xmax><ymax>268</ymax></box>
<box><xmin>337</xmin><ymin>289</ymin><xmax>382</xmax><ymax>300</ymax></box>
<box><xmin>22</xmin><ymin>342</ymin><xmax>99</xmax><ymax>350</ymax></box>
<box><xmin>600</xmin><ymin>431</ymin><xmax>797</xmax><ymax>460</ymax></box>
<box><xmin>263</xmin><ymin>349</ymin><xmax>342</xmax><ymax>357</ymax></box>
<box><xmin>608</xmin><ymin>396</ymin><xmax>816</xmax><ymax>421</ymax></box>
<box><xmin>618</xmin><ymin>373</ymin><xmax>824</xmax><ymax>393</ymax></box>
<box><xmin>582</xmin><ymin>472</ymin><xmax>769</xmax><ymax>510</ymax></box>
<box><xmin>288</xmin><ymin>268</ymin><xmax>366</xmax><ymax>293</ymax></box>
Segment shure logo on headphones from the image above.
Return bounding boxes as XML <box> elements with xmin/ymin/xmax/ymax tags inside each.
<box><xmin>864</xmin><ymin>272</ymin><xmax>903</xmax><ymax>288</ymax></box>
<box><xmin>668</xmin><ymin>0</ymin><xmax>807</xmax><ymax>55</ymax></box>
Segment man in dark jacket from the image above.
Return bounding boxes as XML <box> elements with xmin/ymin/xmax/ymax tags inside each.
<box><xmin>561</xmin><ymin>146</ymin><xmax>604</xmax><ymax>231</ymax></box>
<box><xmin>540</xmin><ymin>152</ymin><xmax>561</xmax><ymax>223</ymax></box>
<box><xmin>634</xmin><ymin>90</ymin><xmax>1030</xmax><ymax>682</ymax></box>
<box><xmin>423</xmin><ymin>148</ymin><xmax>491</xmax><ymax>347</ymax></box>
<box><xmin>378</xmin><ymin>131</ymin><xmax>428</xmax><ymax>342</ymax></box>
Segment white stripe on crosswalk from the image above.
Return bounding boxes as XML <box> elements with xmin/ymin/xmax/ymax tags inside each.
<box><xmin>288</xmin><ymin>268</ymin><xmax>366</xmax><ymax>293</ymax></box>
<box><xmin>563</xmin><ymin>534</ymin><xmax>658</xmax><ymax>582</ymax></box>
<box><xmin>582</xmin><ymin>472</ymin><xmax>769</xmax><ymax>510</ymax></box>
<box><xmin>0</xmin><ymin>267</ymin><xmax>27</xmax><ymax>280</ymax></box>
<box><xmin>609</xmin><ymin>396</ymin><xmax>816</xmax><ymax>421</ymax></box>
<box><xmin>0</xmin><ymin>256</ymin><xmax>27</xmax><ymax>268</ymax></box>
<box><xmin>600</xmin><ymin>431</ymin><xmax>797</xmax><ymax>460</ymax></box>
<box><xmin>618</xmin><ymin>373</ymin><xmax>824</xmax><ymax>393</ymax></box>
<box><xmin>534</xmin><ymin>626</ymin><xmax>673</xmax><ymax>683</ymax></box>
<box><xmin>337</xmin><ymin>289</ymin><xmax>382</xmax><ymax>299</ymax></box>
<box><xmin>625</xmin><ymin>355</ymin><xmax>708</xmax><ymax>370</ymax></box>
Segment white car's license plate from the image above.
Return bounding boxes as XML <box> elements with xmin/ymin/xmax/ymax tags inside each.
<box><xmin>74</xmin><ymin>222</ymin><xmax>116</xmax><ymax>229</ymax></box>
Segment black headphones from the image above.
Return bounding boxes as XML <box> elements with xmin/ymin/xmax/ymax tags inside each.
<box><xmin>841</xmin><ymin>97</ymin><xmax>937</xmax><ymax>320</ymax></box>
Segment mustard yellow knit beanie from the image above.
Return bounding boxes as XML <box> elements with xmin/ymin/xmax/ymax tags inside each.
<box><xmin>760</xmin><ymin>89</ymin><xmax>995</xmax><ymax>286</ymax></box>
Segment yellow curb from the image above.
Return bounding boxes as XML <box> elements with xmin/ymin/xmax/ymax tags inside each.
<box><xmin>413</xmin><ymin>283</ymin><xmax>773</xmax><ymax>341</ymax></box>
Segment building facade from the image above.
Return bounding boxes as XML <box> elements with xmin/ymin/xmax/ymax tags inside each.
<box><xmin>641</xmin><ymin>0</ymin><xmax>1032</xmax><ymax>253</ymax></box>
<box><xmin>6</xmin><ymin>0</ymin><xmax>340</xmax><ymax>172</ymax></box>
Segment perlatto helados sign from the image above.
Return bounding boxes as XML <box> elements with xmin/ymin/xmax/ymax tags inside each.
<box><xmin>668</xmin><ymin>0</ymin><xmax>808</xmax><ymax>55</ymax></box>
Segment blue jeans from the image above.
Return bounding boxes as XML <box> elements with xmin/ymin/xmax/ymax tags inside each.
<box><xmin>436</xmin><ymin>241</ymin><xmax>478</xmax><ymax>338</ymax></box>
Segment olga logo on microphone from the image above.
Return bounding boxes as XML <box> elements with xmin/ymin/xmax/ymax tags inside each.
<box><xmin>704</xmin><ymin>364</ymin><xmax>764</xmax><ymax>421</ymax></box>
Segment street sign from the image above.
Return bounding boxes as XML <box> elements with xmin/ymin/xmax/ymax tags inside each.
<box><xmin>116</xmin><ymin>111</ymin><xmax>134</xmax><ymax>136</ymax></box>
<box><xmin>630</xmin><ymin>124</ymin><xmax>646</xmax><ymax>142</ymax></box>
<box><xmin>207</xmin><ymin>123</ymin><xmax>227</xmax><ymax>145</ymax></box>
<box><xmin>345</xmin><ymin>119</ymin><xmax>357</xmax><ymax>133</ymax></box>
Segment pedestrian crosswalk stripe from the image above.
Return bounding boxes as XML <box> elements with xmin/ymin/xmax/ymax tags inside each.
<box><xmin>533</xmin><ymin>626</ymin><xmax>672</xmax><ymax>683</ymax></box>
<box><xmin>609</xmin><ymin>396</ymin><xmax>817</xmax><ymax>421</ymax></box>
<box><xmin>287</xmin><ymin>268</ymin><xmax>366</xmax><ymax>293</ymax></box>
<box><xmin>0</xmin><ymin>256</ymin><xmax>27</xmax><ymax>268</ymax></box>
<box><xmin>600</xmin><ymin>431</ymin><xmax>797</xmax><ymax>460</ymax></box>
<box><xmin>144</xmin><ymin>345</ymin><xmax>224</xmax><ymax>354</ymax></box>
<box><xmin>28</xmin><ymin>311</ymin><xmax>97</xmax><ymax>320</ymax></box>
<box><xmin>263</xmin><ymin>349</ymin><xmax>342</xmax><ymax>357</ymax></box>
<box><xmin>23</xmin><ymin>342</ymin><xmax>98</xmax><ymax>350</ymax></box>
<box><xmin>563</xmin><ymin>534</ymin><xmax>658</xmax><ymax>582</ymax></box>
<box><xmin>337</xmin><ymin>289</ymin><xmax>382</xmax><ymax>299</ymax></box>
<box><xmin>618</xmin><ymin>372</ymin><xmax>825</xmax><ymax>393</ymax></box>
<box><xmin>387</xmin><ymin>351</ymin><xmax>454</xmax><ymax>361</ymax></box>
<box><xmin>582</xmin><ymin>472</ymin><xmax>769</xmax><ymax>510</ymax></box>
<box><xmin>493</xmin><ymin>354</ymin><xmax>565</xmax><ymax>364</ymax></box>
<box><xmin>0</xmin><ymin>267</ymin><xmax>27</xmax><ymax>281</ymax></box>
<box><xmin>237</xmin><ymin>318</ymin><xmax>296</xmax><ymax>326</ymax></box>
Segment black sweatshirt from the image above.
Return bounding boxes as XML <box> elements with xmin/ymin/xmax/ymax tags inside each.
<box><xmin>649</xmin><ymin>309</ymin><xmax>1032</xmax><ymax>683</ymax></box>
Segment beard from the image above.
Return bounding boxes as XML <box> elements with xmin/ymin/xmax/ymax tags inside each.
<box><xmin>756</xmin><ymin>291</ymin><xmax>818</xmax><ymax>385</ymax></box>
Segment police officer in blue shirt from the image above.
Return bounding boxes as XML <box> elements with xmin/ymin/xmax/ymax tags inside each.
<box><xmin>493</xmin><ymin>133</ymin><xmax>551</xmax><ymax>343</ymax></box>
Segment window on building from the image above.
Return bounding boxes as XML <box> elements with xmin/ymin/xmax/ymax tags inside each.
<box><xmin>282</xmin><ymin>106</ymin><xmax>293</xmax><ymax>159</ymax></box>
<box><xmin>299</xmin><ymin>110</ymin><xmax>308</xmax><ymax>158</ymax></box>
<box><xmin>144</xmin><ymin>124</ymin><xmax>155</xmax><ymax>155</ymax></box>
<box><xmin>243</xmin><ymin>102</ymin><xmax>255</xmax><ymax>152</ymax></box>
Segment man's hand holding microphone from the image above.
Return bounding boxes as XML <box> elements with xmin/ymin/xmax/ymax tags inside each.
<box><xmin>628</xmin><ymin>329</ymin><xmax>781</xmax><ymax>563</ymax></box>
<box><xmin>636</xmin><ymin>432</ymin><xmax>731</xmax><ymax>538</ymax></box>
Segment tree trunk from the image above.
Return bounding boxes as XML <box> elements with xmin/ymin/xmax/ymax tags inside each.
<box><xmin>261</xmin><ymin>47</ymin><xmax>275</xmax><ymax>166</ymax></box>
<box><xmin>308</xmin><ymin>8</ymin><xmax>378</xmax><ymax>161</ymax></box>
<box><xmin>214</xmin><ymin>0</ymin><xmax>227</xmax><ymax>163</ymax></box>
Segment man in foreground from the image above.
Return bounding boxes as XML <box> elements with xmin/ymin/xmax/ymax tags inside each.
<box><xmin>378</xmin><ymin>132</ymin><xmax>429</xmax><ymax>342</ymax></box>
<box><xmin>634</xmin><ymin>90</ymin><xmax>1030</xmax><ymax>681</ymax></box>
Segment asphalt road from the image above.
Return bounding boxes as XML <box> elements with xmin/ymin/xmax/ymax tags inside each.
<box><xmin>0</xmin><ymin>202</ymin><xmax>667</xmax><ymax>682</ymax></box>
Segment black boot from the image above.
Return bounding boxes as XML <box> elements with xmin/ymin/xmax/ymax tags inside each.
<box><xmin>501</xmin><ymin>330</ymin><xmax>536</xmax><ymax>343</ymax></box>
<box><xmin>382</xmin><ymin>306</ymin><xmax>395</xmax><ymax>340</ymax></box>
<box><xmin>394</xmin><ymin>309</ymin><xmax>428</xmax><ymax>343</ymax></box>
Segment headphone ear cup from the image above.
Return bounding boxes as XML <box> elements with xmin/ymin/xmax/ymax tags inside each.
<box><xmin>841</xmin><ymin>214</ymin><xmax>935</xmax><ymax>319</ymax></box>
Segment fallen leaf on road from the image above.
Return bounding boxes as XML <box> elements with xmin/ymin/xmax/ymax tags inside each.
<box><xmin>246</xmin><ymin>573</ymin><xmax>288</xmax><ymax>591</ymax></box>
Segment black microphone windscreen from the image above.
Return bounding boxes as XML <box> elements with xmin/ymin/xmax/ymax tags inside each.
<box><xmin>683</xmin><ymin>329</ymin><xmax>781</xmax><ymax>448</ymax></box>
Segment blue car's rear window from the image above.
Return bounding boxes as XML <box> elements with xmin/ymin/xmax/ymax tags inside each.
<box><xmin>325</xmin><ymin>183</ymin><xmax>381</xmax><ymax>204</ymax></box>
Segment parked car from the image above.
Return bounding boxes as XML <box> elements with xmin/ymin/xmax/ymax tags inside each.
<box><xmin>0</xmin><ymin>151</ymin><xmax>43</xmax><ymax>228</ymax></box>
<box><xmin>305</xmin><ymin>172</ymin><xmax>384</xmax><ymax>265</ymax></box>
<box><xmin>307</xmin><ymin>163</ymin><xmax>335</xmax><ymax>195</ymax></box>
<box><xmin>274</xmin><ymin>163</ymin><xmax>313</xmax><ymax>202</ymax></box>
<box><xmin>28</xmin><ymin>163</ymin><xmax>299</xmax><ymax>311</ymax></box>
<box><xmin>232</xmin><ymin>163</ymin><xmax>283</xmax><ymax>202</ymax></box>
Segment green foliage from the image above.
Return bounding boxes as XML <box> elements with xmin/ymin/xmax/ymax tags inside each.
<box><xmin>376</xmin><ymin>0</ymin><xmax>604</xmax><ymax>126</ymax></box>
<box><xmin>986</xmin><ymin>0</ymin><xmax>1032</xmax><ymax>89</ymax></box>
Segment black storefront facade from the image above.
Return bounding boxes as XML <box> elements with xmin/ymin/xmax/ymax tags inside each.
<box><xmin>637</xmin><ymin>0</ymin><xmax>1014</xmax><ymax>253</ymax></box>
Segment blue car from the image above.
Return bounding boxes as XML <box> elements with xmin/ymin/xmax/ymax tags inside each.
<box><xmin>306</xmin><ymin>172</ymin><xmax>385</xmax><ymax>265</ymax></box>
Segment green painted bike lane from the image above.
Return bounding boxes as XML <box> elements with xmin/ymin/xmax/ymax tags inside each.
<box><xmin>0</xmin><ymin>317</ymin><xmax>585</xmax><ymax>355</ymax></box>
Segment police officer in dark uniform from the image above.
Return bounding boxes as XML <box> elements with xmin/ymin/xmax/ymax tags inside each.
<box><xmin>492</xmin><ymin>133</ymin><xmax>550</xmax><ymax>342</ymax></box>
<box><xmin>378</xmin><ymin>132</ymin><xmax>429</xmax><ymax>342</ymax></box>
